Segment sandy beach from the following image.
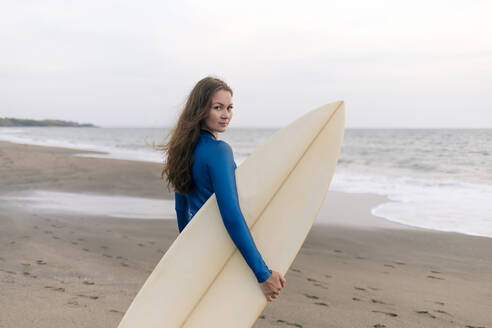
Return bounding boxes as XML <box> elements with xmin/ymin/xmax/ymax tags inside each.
<box><xmin>0</xmin><ymin>140</ymin><xmax>491</xmax><ymax>328</ymax></box>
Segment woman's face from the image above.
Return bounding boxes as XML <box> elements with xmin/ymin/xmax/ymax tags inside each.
<box><xmin>202</xmin><ymin>89</ymin><xmax>233</xmax><ymax>138</ymax></box>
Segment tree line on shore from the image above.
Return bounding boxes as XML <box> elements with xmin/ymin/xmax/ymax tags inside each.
<box><xmin>0</xmin><ymin>118</ymin><xmax>97</xmax><ymax>127</ymax></box>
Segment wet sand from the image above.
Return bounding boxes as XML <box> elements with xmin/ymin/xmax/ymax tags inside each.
<box><xmin>0</xmin><ymin>140</ymin><xmax>491</xmax><ymax>328</ymax></box>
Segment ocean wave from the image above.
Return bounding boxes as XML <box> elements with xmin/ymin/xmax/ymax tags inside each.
<box><xmin>331</xmin><ymin>170</ymin><xmax>492</xmax><ymax>238</ymax></box>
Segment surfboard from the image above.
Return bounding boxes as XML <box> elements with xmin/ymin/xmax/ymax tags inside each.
<box><xmin>118</xmin><ymin>101</ymin><xmax>346</xmax><ymax>327</ymax></box>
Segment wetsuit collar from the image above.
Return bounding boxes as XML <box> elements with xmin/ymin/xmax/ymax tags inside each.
<box><xmin>200</xmin><ymin>129</ymin><xmax>217</xmax><ymax>140</ymax></box>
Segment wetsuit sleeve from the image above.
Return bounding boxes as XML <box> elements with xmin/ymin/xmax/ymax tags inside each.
<box><xmin>208</xmin><ymin>141</ymin><xmax>272</xmax><ymax>283</ymax></box>
<box><xmin>175</xmin><ymin>192</ymin><xmax>190</xmax><ymax>233</ymax></box>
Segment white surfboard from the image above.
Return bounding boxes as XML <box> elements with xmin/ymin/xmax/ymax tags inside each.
<box><xmin>118</xmin><ymin>101</ymin><xmax>346</xmax><ymax>327</ymax></box>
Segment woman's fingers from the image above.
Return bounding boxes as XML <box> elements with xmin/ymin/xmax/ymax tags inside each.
<box><xmin>266</xmin><ymin>291</ymin><xmax>280</xmax><ymax>302</ymax></box>
<box><xmin>261</xmin><ymin>270</ymin><xmax>286</xmax><ymax>302</ymax></box>
<box><xmin>280</xmin><ymin>276</ymin><xmax>286</xmax><ymax>288</ymax></box>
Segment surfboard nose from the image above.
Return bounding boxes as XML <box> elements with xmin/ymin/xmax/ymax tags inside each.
<box><xmin>236</xmin><ymin>101</ymin><xmax>345</xmax><ymax>220</ymax></box>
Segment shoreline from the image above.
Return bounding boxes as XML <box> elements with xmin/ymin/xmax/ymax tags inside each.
<box><xmin>1</xmin><ymin>139</ymin><xmax>489</xmax><ymax>240</ymax></box>
<box><xmin>0</xmin><ymin>141</ymin><xmax>431</xmax><ymax>233</ymax></box>
<box><xmin>1</xmin><ymin>140</ymin><xmax>492</xmax><ymax>327</ymax></box>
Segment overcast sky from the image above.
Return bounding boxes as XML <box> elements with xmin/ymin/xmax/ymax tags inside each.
<box><xmin>1</xmin><ymin>0</ymin><xmax>491</xmax><ymax>128</ymax></box>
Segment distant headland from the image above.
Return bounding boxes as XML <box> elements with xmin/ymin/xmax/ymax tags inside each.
<box><xmin>0</xmin><ymin>118</ymin><xmax>98</xmax><ymax>127</ymax></box>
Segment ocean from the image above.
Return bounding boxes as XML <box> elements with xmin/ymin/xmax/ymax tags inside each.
<box><xmin>1</xmin><ymin>127</ymin><xmax>491</xmax><ymax>238</ymax></box>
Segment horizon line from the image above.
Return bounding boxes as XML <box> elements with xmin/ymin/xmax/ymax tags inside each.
<box><xmin>97</xmin><ymin>125</ymin><xmax>492</xmax><ymax>129</ymax></box>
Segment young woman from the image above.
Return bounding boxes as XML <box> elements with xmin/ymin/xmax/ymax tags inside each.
<box><xmin>162</xmin><ymin>76</ymin><xmax>286</xmax><ymax>302</ymax></box>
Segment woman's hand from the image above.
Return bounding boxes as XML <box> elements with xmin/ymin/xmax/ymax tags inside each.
<box><xmin>259</xmin><ymin>270</ymin><xmax>286</xmax><ymax>302</ymax></box>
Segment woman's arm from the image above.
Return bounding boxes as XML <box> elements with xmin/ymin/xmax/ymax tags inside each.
<box><xmin>208</xmin><ymin>141</ymin><xmax>272</xmax><ymax>283</ymax></box>
<box><xmin>175</xmin><ymin>192</ymin><xmax>190</xmax><ymax>233</ymax></box>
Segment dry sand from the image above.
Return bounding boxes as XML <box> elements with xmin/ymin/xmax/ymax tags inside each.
<box><xmin>0</xmin><ymin>140</ymin><xmax>491</xmax><ymax>328</ymax></box>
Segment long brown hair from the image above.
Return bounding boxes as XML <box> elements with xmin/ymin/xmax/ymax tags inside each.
<box><xmin>160</xmin><ymin>76</ymin><xmax>233</xmax><ymax>194</ymax></box>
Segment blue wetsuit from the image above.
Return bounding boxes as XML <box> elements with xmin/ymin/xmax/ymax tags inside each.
<box><xmin>174</xmin><ymin>129</ymin><xmax>272</xmax><ymax>283</ymax></box>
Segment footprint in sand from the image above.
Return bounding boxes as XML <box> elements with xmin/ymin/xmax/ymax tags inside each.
<box><xmin>416</xmin><ymin>310</ymin><xmax>436</xmax><ymax>319</ymax></box>
<box><xmin>314</xmin><ymin>302</ymin><xmax>328</xmax><ymax>307</ymax></box>
<box><xmin>120</xmin><ymin>262</ymin><xmax>129</xmax><ymax>267</ymax></box>
<box><xmin>355</xmin><ymin>256</ymin><xmax>367</xmax><ymax>260</ymax></box>
<box><xmin>83</xmin><ymin>248</ymin><xmax>90</xmax><ymax>252</ymax></box>
<box><xmin>259</xmin><ymin>315</ymin><xmax>265</xmax><ymax>319</ymax></box>
<box><xmin>276</xmin><ymin>319</ymin><xmax>303</xmax><ymax>327</ymax></box>
<box><xmin>434</xmin><ymin>309</ymin><xmax>453</xmax><ymax>317</ymax></box>
<box><xmin>333</xmin><ymin>249</ymin><xmax>343</xmax><ymax>253</ymax></box>
<box><xmin>303</xmin><ymin>294</ymin><xmax>319</xmax><ymax>300</ymax></box>
<box><xmin>83</xmin><ymin>280</ymin><xmax>95</xmax><ymax>285</ymax></box>
<box><xmin>313</xmin><ymin>283</ymin><xmax>328</xmax><ymax>289</ymax></box>
<box><xmin>36</xmin><ymin>259</ymin><xmax>46</xmax><ymax>265</ymax></box>
<box><xmin>109</xmin><ymin>309</ymin><xmax>122</xmax><ymax>313</ymax></box>
<box><xmin>67</xmin><ymin>299</ymin><xmax>83</xmax><ymax>308</ymax></box>
<box><xmin>102</xmin><ymin>254</ymin><xmax>113</xmax><ymax>258</ymax></box>
<box><xmin>383</xmin><ymin>264</ymin><xmax>395</xmax><ymax>268</ymax></box>
<box><xmin>72</xmin><ymin>241</ymin><xmax>79</xmax><ymax>245</ymax></box>
<box><xmin>371</xmin><ymin>299</ymin><xmax>386</xmax><ymax>304</ymax></box>
<box><xmin>434</xmin><ymin>301</ymin><xmax>445</xmax><ymax>306</ymax></box>
<box><xmin>77</xmin><ymin>294</ymin><xmax>99</xmax><ymax>300</ymax></box>
<box><xmin>291</xmin><ymin>268</ymin><xmax>301</xmax><ymax>273</ymax></box>
<box><xmin>45</xmin><ymin>286</ymin><xmax>65</xmax><ymax>292</ymax></box>
<box><xmin>354</xmin><ymin>286</ymin><xmax>366</xmax><ymax>291</ymax></box>
<box><xmin>368</xmin><ymin>287</ymin><xmax>381</xmax><ymax>291</ymax></box>
<box><xmin>427</xmin><ymin>275</ymin><xmax>445</xmax><ymax>280</ymax></box>
<box><xmin>307</xmin><ymin>278</ymin><xmax>318</xmax><ymax>282</ymax></box>
<box><xmin>372</xmin><ymin>310</ymin><xmax>398</xmax><ymax>317</ymax></box>
<box><xmin>393</xmin><ymin>261</ymin><xmax>406</xmax><ymax>265</ymax></box>
<box><xmin>430</xmin><ymin>270</ymin><xmax>441</xmax><ymax>274</ymax></box>
<box><xmin>465</xmin><ymin>325</ymin><xmax>486</xmax><ymax>328</ymax></box>
<box><xmin>77</xmin><ymin>238</ymin><xmax>85</xmax><ymax>242</ymax></box>
<box><xmin>373</xmin><ymin>324</ymin><xmax>386</xmax><ymax>328</ymax></box>
<box><xmin>101</xmin><ymin>245</ymin><xmax>109</xmax><ymax>250</ymax></box>
<box><xmin>137</xmin><ymin>243</ymin><xmax>145</xmax><ymax>247</ymax></box>
<box><xmin>352</xmin><ymin>297</ymin><xmax>361</xmax><ymax>301</ymax></box>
